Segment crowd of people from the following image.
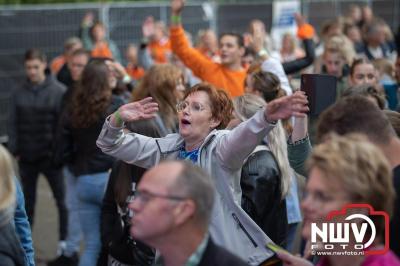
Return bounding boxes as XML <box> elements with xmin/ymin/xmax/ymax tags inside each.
<box><xmin>2</xmin><ymin>0</ymin><xmax>400</xmax><ymax>266</ymax></box>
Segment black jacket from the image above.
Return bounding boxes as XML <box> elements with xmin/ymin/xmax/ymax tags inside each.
<box><xmin>0</xmin><ymin>210</ymin><xmax>26</xmax><ymax>266</ymax></box>
<box><xmin>8</xmin><ymin>75</ymin><xmax>66</xmax><ymax>162</ymax></box>
<box><xmin>241</xmin><ymin>148</ymin><xmax>288</xmax><ymax>247</ymax></box>
<box><xmin>283</xmin><ymin>38</ymin><xmax>315</xmax><ymax>75</ymax></box>
<box><xmin>55</xmin><ymin>95</ymin><xmax>124</xmax><ymax>176</ymax></box>
<box><xmin>198</xmin><ymin>238</ymin><xmax>249</xmax><ymax>266</ymax></box>
<box><xmin>98</xmin><ymin>161</ymin><xmax>154</xmax><ymax>266</ymax></box>
<box><xmin>56</xmin><ymin>63</ymin><xmax>73</xmax><ymax>88</ymax></box>
<box><xmin>98</xmin><ymin>120</ymin><xmax>164</xmax><ymax>266</ymax></box>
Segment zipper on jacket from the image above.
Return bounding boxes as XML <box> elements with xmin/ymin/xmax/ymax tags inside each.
<box><xmin>232</xmin><ymin>213</ymin><xmax>258</xmax><ymax>247</ymax></box>
<box><xmin>198</xmin><ymin>135</ymin><xmax>215</xmax><ymax>166</ymax></box>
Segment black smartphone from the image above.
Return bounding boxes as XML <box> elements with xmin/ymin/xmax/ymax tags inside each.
<box><xmin>300</xmin><ymin>74</ymin><xmax>337</xmax><ymax>116</ymax></box>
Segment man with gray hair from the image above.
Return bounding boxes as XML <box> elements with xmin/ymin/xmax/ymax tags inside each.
<box><xmin>129</xmin><ymin>161</ymin><xmax>248</xmax><ymax>266</ymax></box>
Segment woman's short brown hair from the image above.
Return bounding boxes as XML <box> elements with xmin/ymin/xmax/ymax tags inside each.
<box><xmin>307</xmin><ymin>133</ymin><xmax>394</xmax><ymax>237</ymax></box>
<box><xmin>183</xmin><ymin>83</ymin><xmax>233</xmax><ymax>130</ymax></box>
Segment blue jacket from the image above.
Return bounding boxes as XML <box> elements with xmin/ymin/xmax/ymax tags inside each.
<box><xmin>13</xmin><ymin>177</ymin><xmax>35</xmax><ymax>266</ymax></box>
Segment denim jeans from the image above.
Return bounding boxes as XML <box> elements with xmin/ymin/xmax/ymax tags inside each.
<box><xmin>286</xmin><ymin>222</ymin><xmax>299</xmax><ymax>252</ymax></box>
<box><xmin>76</xmin><ymin>172</ymin><xmax>109</xmax><ymax>266</ymax></box>
<box><xmin>63</xmin><ymin>167</ymin><xmax>82</xmax><ymax>256</ymax></box>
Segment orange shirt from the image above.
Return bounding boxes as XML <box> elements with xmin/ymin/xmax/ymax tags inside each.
<box><xmin>148</xmin><ymin>38</ymin><xmax>172</xmax><ymax>63</ymax></box>
<box><xmin>126</xmin><ymin>64</ymin><xmax>145</xmax><ymax>80</ymax></box>
<box><xmin>50</xmin><ymin>55</ymin><xmax>66</xmax><ymax>74</ymax></box>
<box><xmin>91</xmin><ymin>42</ymin><xmax>113</xmax><ymax>59</ymax></box>
<box><xmin>170</xmin><ymin>26</ymin><xmax>245</xmax><ymax>97</ymax></box>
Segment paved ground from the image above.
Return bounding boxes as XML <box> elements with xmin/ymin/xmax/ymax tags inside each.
<box><xmin>31</xmin><ymin>176</ymin><xmax>63</xmax><ymax>266</ymax></box>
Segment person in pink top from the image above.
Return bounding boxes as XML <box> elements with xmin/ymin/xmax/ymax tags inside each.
<box><xmin>276</xmin><ymin>134</ymin><xmax>400</xmax><ymax>266</ymax></box>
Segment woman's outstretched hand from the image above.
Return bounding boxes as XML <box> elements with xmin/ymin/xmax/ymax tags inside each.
<box><xmin>264</xmin><ymin>91</ymin><xmax>308</xmax><ymax>123</ymax></box>
<box><xmin>110</xmin><ymin>97</ymin><xmax>159</xmax><ymax>127</ymax></box>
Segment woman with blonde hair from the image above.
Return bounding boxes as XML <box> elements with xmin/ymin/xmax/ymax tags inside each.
<box><xmin>280</xmin><ymin>33</ymin><xmax>305</xmax><ymax>63</ymax></box>
<box><xmin>232</xmin><ymin>94</ymin><xmax>291</xmax><ymax>247</ymax></box>
<box><xmin>324</xmin><ymin>34</ymin><xmax>356</xmax><ymax>67</ymax></box>
<box><xmin>132</xmin><ymin>64</ymin><xmax>184</xmax><ymax>134</ymax></box>
<box><xmin>0</xmin><ymin>144</ymin><xmax>25</xmax><ymax>265</ymax></box>
<box><xmin>316</xmin><ymin>35</ymin><xmax>356</xmax><ymax>99</ymax></box>
<box><xmin>245</xmin><ymin>68</ymin><xmax>310</xmax><ymax>252</ymax></box>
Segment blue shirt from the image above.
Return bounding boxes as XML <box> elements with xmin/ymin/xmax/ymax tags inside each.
<box><xmin>177</xmin><ymin>145</ymin><xmax>199</xmax><ymax>163</ymax></box>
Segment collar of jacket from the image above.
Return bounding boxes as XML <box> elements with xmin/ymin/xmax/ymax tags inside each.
<box><xmin>155</xmin><ymin>129</ymin><xmax>219</xmax><ymax>156</ymax></box>
<box><xmin>24</xmin><ymin>74</ymin><xmax>53</xmax><ymax>90</ymax></box>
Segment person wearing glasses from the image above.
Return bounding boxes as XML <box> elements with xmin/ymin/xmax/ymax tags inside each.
<box><xmin>129</xmin><ymin>160</ymin><xmax>248</xmax><ymax>266</ymax></box>
<box><xmin>97</xmin><ymin>82</ymin><xmax>308</xmax><ymax>265</ymax></box>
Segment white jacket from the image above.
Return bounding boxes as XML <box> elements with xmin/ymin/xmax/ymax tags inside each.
<box><xmin>261</xmin><ymin>57</ymin><xmax>293</xmax><ymax>96</ymax></box>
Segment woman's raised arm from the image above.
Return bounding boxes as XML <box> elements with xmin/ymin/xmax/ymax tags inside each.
<box><xmin>97</xmin><ymin>97</ymin><xmax>162</xmax><ymax>169</ymax></box>
<box><xmin>217</xmin><ymin>91</ymin><xmax>308</xmax><ymax>169</ymax></box>
<box><xmin>109</xmin><ymin>97</ymin><xmax>159</xmax><ymax>127</ymax></box>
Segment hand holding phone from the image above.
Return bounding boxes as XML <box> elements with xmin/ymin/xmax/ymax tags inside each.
<box><xmin>301</xmin><ymin>74</ymin><xmax>337</xmax><ymax>116</ymax></box>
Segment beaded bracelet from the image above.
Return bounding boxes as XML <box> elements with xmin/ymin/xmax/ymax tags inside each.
<box><xmin>114</xmin><ymin>110</ymin><xmax>124</xmax><ymax>126</ymax></box>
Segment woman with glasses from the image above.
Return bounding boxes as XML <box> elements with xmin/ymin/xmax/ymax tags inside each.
<box><xmin>97</xmin><ymin>82</ymin><xmax>308</xmax><ymax>265</ymax></box>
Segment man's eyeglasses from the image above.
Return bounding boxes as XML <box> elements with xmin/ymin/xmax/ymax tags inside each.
<box><xmin>176</xmin><ymin>101</ymin><xmax>207</xmax><ymax>113</ymax></box>
<box><xmin>132</xmin><ymin>190</ymin><xmax>188</xmax><ymax>206</ymax></box>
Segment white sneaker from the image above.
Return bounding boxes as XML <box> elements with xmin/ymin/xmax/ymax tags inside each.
<box><xmin>56</xmin><ymin>241</ymin><xmax>67</xmax><ymax>256</ymax></box>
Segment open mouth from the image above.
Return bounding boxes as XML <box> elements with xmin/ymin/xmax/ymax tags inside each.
<box><xmin>181</xmin><ymin>118</ymin><xmax>191</xmax><ymax>125</ymax></box>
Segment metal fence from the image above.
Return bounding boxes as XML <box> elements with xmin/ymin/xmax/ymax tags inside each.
<box><xmin>1</xmin><ymin>0</ymin><xmax>399</xmax><ymax>88</ymax></box>
<box><xmin>0</xmin><ymin>0</ymin><xmax>399</xmax><ymax>137</ymax></box>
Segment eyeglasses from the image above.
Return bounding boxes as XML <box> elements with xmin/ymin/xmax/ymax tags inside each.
<box><xmin>176</xmin><ymin>101</ymin><xmax>207</xmax><ymax>113</ymax></box>
<box><xmin>132</xmin><ymin>190</ymin><xmax>188</xmax><ymax>206</ymax></box>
